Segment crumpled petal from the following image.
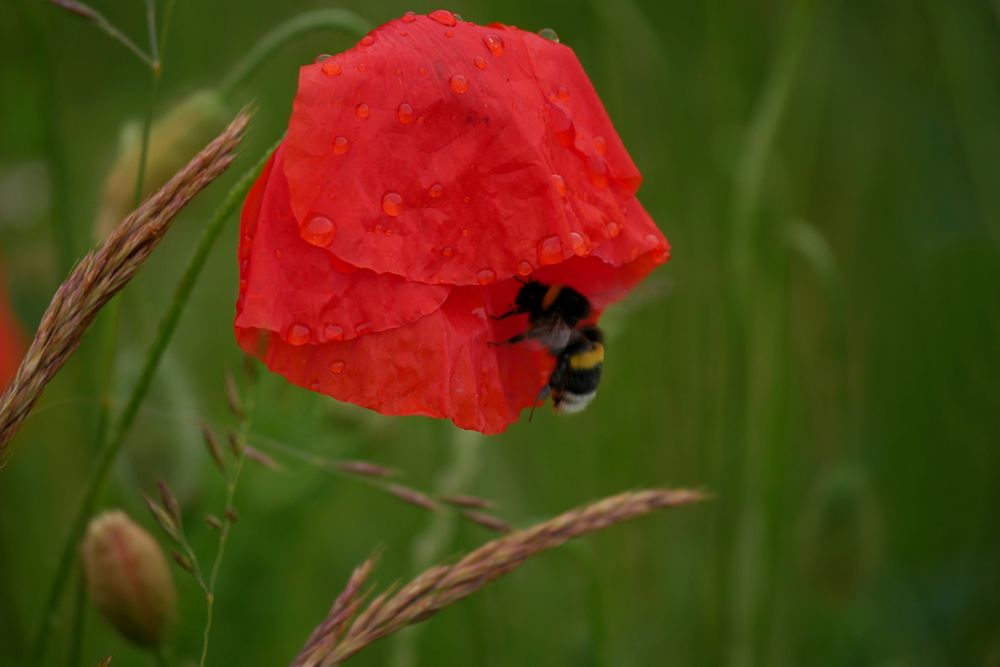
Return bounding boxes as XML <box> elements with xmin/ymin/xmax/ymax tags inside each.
<box><xmin>284</xmin><ymin>14</ymin><xmax>660</xmax><ymax>285</ymax></box>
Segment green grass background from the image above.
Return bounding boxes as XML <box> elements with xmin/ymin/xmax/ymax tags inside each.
<box><xmin>1</xmin><ymin>0</ymin><xmax>999</xmax><ymax>665</ymax></box>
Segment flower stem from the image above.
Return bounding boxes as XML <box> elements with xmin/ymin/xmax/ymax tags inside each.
<box><xmin>28</xmin><ymin>142</ymin><xmax>274</xmax><ymax>666</ymax></box>
<box><xmin>218</xmin><ymin>8</ymin><xmax>371</xmax><ymax>98</ymax></box>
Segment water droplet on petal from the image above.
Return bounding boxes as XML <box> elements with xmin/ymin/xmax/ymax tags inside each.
<box><xmin>551</xmin><ymin>174</ymin><xmax>567</xmax><ymax>198</ymax></box>
<box><xmin>321</xmin><ymin>60</ymin><xmax>342</xmax><ymax>76</ymax></box>
<box><xmin>445</xmin><ymin>29</ymin><xmax>454</xmax><ymax>37</ymax></box>
<box><xmin>537</xmin><ymin>235</ymin><xmax>563</xmax><ymax>265</ymax></box>
<box><xmin>429</xmin><ymin>9</ymin><xmax>457</xmax><ymax>26</ymax></box>
<box><xmin>402</xmin><ymin>11</ymin><xmax>416</xmax><ymax>22</ymax></box>
<box><xmin>329</xmin><ymin>359</ymin><xmax>346</xmax><ymax>374</ymax></box>
<box><xmin>476</xmin><ymin>268</ymin><xmax>496</xmax><ymax>285</ymax></box>
<box><xmin>569</xmin><ymin>232</ymin><xmax>588</xmax><ymax>256</ymax></box>
<box><xmin>314</xmin><ymin>53</ymin><xmax>331</xmax><ymax>63</ymax></box>
<box><xmin>356</xmin><ymin>63</ymin><xmax>367</xmax><ymax>73</ymax></box>
<box><xmin>442</xmin><ymin>246</ymin><xmax>454</xmax><ymax>257</ymax></box>
<box><xmin>288</xmin><ymin>323</ymin><xmax>311</xmax><ymax>346</ymax></box>
<box><xmin>332</xmin><ymin>136</ymin><xmax>350</xmax><ymax>154</ymax></box>
<box><xmin>449</xmin><ymin>74</ymin><xmax>469</xmax><ymax>94</ymax></box>
<box><xmin>587</xmin><ymin>155</ymin><xmax>609</xmax><ymax>188</ymax></box>
<box><xmin>397</xmin><ymin>102</ymin><xmax>414</xmax><ymax>124</ymax></box>
<box><xmin>557</xmin><ymin>86</ymin><xmax>570</xmax><ymax>102</ymax></box>
<box><xmin>323</xmin><ymin>324</ymin><xmax>344</xmax><ymax>341</ymax></box>
<box><xmin>483</xmin><ymin>34</ymin><xmax>505</xmax><ymax>56</ymax></box>
<box><xmin>606</xmin><ymin>221</ymin><xmax>621</xmax><ymax>238</ymax></box>
<box><xmin>428</xmin><ymin>183</ymin><xmax>444</xmax><ymax>198</ymax></box>
<box><xmin>360</xmin><ymin>33</ymin><xmax>375</xmax><ymax>46</ymax></box>
<box><xmin>517</xmin><ymin>260</ymin><xmax>534</xmax><ymax>276</ymax></box>
<box><xmin>593</xmin><ymin>135</ymin><xmax>607</xmax><ymax>155</ymax></box>
<box><xmin>355</xmin><ymin>321</ymin><xmax>373</xmax><ymax>335</ymax></box>
<box><xmin>538</xmin><ymin>27</ymin><xmax>560</xmax><ymax>42</ymax></box>
<box><xmin>309</xmin><ymin>380</ymin><xmax>320</xmax><ymax>390</ymax></box>
<box><xmin>301</xmin><ymin>215</ymin><xmax>336</xmax><ymax>247</ymax></box>
<box><xmin>382</xmin><ymin>192</ymin><xmax>403</xmax><ymax>216</ymax></box>
<box><xmin>355</xmin><ymin>103</ymin><xmax>371</xmax><ymax>119</ymax></box>
<box><xmin>473</xmin><ymin>56</ymin><xmax>487</xmax><ymax>69</ymax></box>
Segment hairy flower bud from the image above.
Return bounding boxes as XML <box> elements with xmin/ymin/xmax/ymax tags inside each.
<box><xmin>82</xmin><ymin>510</ymin><xmax>176</xmax><ymax>647</ymax></box>
<box><xmin>95</xmin><ymin>90</ymin><xmax>229</xmax><ymax>239</ymax></box>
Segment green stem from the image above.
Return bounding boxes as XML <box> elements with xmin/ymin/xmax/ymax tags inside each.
<box><xmin>218</xmin><ymin>8</ymin><xmax>371</xmax><ymax>98</ymax></box>
<box><xmin>200</xmin><ymin>380</ymin><xmax>257</xmax><ymax>667</ymax></box>
<box><xmin>65</xmin><ymin>564</ymin><xmax>88</xmax><ymax>667</ymax></box>
<box><xmin>28</xmin><ymin>143</ymin><xmax>274</xmax><ymax>667</ymax></box>
<box><xmin>152</xmin><ymin>645</ymin><xmax>170</xmax><ymax>667</ymax></box>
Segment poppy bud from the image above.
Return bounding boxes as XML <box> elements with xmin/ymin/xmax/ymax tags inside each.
<box><xmin>236</xmin><ymin>12</ymin><xmax>670</xmax><ymax>433</ymax></box>
<box><xmin>82</xmin><ymin>510</ymin><xmax>176</xmax><ymax>648</ymax></box>
<box><xmin>95</xmin><ymin>90</ymin><xmax>229</xmax><ymax>239</ymax></box>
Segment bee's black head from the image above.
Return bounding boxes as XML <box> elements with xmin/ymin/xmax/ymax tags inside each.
<box><xmin>514</xmin><ymin>281</ymin><xmax>548</xmax><ymax>311</ymax></box>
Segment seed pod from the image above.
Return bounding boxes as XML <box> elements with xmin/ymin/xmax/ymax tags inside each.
<box><xmin>82</xmin><ymin>510</ymin><xmax>176</xmax><ymax>648</ymax></box>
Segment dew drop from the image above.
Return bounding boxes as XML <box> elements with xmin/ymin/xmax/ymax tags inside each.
<box><xmin>332</xmin><ymin>136</ymin><xmax>350</xmax><ymax>154</ymax></box>
<box><xmin>323</xmin><ymin>324</ymin><xmax>344</xmax><ymax>341</ymax></box>
<box><xmin>551</xmin><ymin>174</ymin><xmax>567</xmax><ymax>198</ymax></box>
<box><xmin>606</xmin><ymin>221</ymin><xmax>621</xmax><ymax>238</ymax></box>
<box><xmin>301</xmin><ymin>215</ymin><xmax>336</xmax><ymax>247</ymax></box>
<box><xmin>645</xmin><ymin>233</ymin><xmax>659</xmax><ymax>246</ymax></box>
<box><xmin>587</xmin><ymin>155</ymin><xmax>609</xmax><ymax>188</ymax></box>
<box><xmin>428</xmin><ymin>183</ymin><xmax>444</xmax><ymax>198</ymax></box>
<box><xmin>429</xmin><ymin>9</ymin><xmax>457</xmax><ymax>26</ymax></box>
<box><xmin>314</xmin><ymin>53</ymin><xmax>332</xmax><ymax>63</ymax></box>
<box><xmin>476</xmin><ymin>268</ymin><xmax>496</xmax><ymax>285</ymax></box>
<box><xmin>557</xmin><ymin>86</ymin><xmax>570</xmax><ymax>102</ymax></box>
<box><xmin>356</xmin><ymin>63</ymin><xmax>368</xmax><ymax>73</ymax></box>
<box><xmin>329</xmin><ymin>359</ymin><xmax>346</xmax><ymax>374</ymax></box>
<box><xmin>309</xmin><ymin>380</ymin><xmax>320</xmax><ymax>390</ymax></box>
<box><xmin>355</xmin><ymin>103</ymin><xmax>371</xmax><ymax>119</ymax></box>
<box><xmin>593</xmin><ymin>135</ymin><xmax>607</xmax><ymax>155</ymax></box>
<box><xmin>445</xmin><ymin>29</ymin><xmax>454</xmax><ymax>37</ymax></box>
<box><xmin>402</xmin><ymin>11</ymin><xmax>416</xmax><ymax>22</ymax></box>
<box><xmin>538</xmin><ymin>27</ymin><xmax>560</xmax><ymax>42</ymax></box>
<box><xmin>473</xmin><ymin>56</ymin><xmax>487</xmax><ymax>69</ymax></box>
<box><xmin>360</xmin><ymin>33</ymin><xmax>375</xmax><ymax>46</ymax></box>
<box><xmin>442</xmin><ymin>246</ymin><xmax>455</xmax><ymax>257</ymax></box>
<box><xmin>483</xmin><ymin>34</ymin><xmax>505</xmax><ymax>56</ymax></box>
<box><xmin>449</xmin><ymin>74</ymin><xmax>469</xmax><ymax>94</ymax></box>
<box><xmin>517</xmin><ymin>260</ymin><xmax>534</xmax><ymax>276</ymax></box>
<box><xmin>321</xmin><ymin>60</ymin><xmax>342</xmax><ymax>76</ymax></box>
<box><xmin>382</xmin><ymin>192</ymin><xmax>403</xmax><ymax>216</ymax></box>
<box><xmin>355</xmin><ymin>321</ymin><xmax>373</xmax><ymax>335</ymax></box>
<box><xmin>397</xmin><ymin>102</ymin><xmax>414</xmax><ymax>124</ymax></box>
<box><xmin>570</xmin><ymin>232</ymin><xmax>589</xmax><ymax>256</ymax></box>
<box><xmin>537</xmin><ymin>235</ymin><xmax>563</xmax><ymax>265</ymax></box>
<box><xmin>288</xmin><ymin>323</ymin><xmax>311</xmax><ymax>346</ymax></box>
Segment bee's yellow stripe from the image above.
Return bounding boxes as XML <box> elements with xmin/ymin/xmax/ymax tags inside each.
<box><xmin>542</xmin><ymin>284</ymin><xmax>563</xmax><ymax>311</ymax></box>
<box><xmin>569</xmin><ymin>344</ymin><xmax>604</xmax><ymax>370</ymax></box>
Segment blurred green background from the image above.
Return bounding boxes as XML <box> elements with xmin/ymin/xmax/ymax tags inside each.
<box><xmin>2</xmin><ymin>0</ymin><xmax>999</xmax><ymax>665</ymax></box>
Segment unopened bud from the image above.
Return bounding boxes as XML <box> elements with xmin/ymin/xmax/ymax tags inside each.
<box><xmin>82</xmin><ymin>510</ymin><xmax>176</xmax><ymax>647</ymax></box>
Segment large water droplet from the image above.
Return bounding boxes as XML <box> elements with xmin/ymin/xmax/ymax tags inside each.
<box><xmin>360</xmin><ymin>33</ymin><xmax>375</xmax><ymax>46</ymax></box>
<box><xmin>476</xmin><ymin>268</ymin><xmax>496</xmax><ymax>285</ymax></box>
<box><xmin>483</xmin><ymin>34</ymin><xmax>505</xmax><ymax>56</ymax></box>
<box><xmin>551</xmin><ymin>174</ymin><xmax>567</xmax><ymax>198</ymax></box>
<box><xmin>355</xmin><ymin>103</ymin><xmax>371</xmax><ymax>119</ymax></box>
<box><xmin>538</xmin><ymin>27</ymin><xmax>560</xmax><ymax>42</ymax></box>
<box><xmin>323</xmin><ymin>324</ymin><xmax>344</xmax><ymax>341</ymax></box>
<box><xmin>329</xmin><ymin>359</ymin><xmax>346</xmax><ymax>374</ymax></box>
<box><xmin>537</xmin><ymin>235</ymin><xmax>563</xmax><ymax>265</ymax></box>
<box><xmin>288</xmin><ymin>323</ymin><xmax>311</xmax><ymax>346</ymax></box>
<box><xmin>449</xmin><ymin>74</ymin><xmax>469</xmax><ymax>94</ymax></box>
<box><xmin>382</xmin><ymin>192</ymin><xmax>403</xmax><ymax>216</ymax></box>
<box><xmin>429</xmin><ymin>9</ymin><xmax>457</xmax><ymax>26</ymax></box>
<box><xmin>314</xmin><ymin>53</ymin><xmax>331</xmax><ymax>63</ymax></box>
<box><xmin>517</xmin><ymin>260</ymin><xmax>534</xmax><ymax>276</ymax></box>
<box><xmin>557</xmin><ymin>86</ymin><xmax>570</xmax><ymax>102</ymax></box>
<box><xmin>301</xmin><ymin>215</ymin><xmax>336</xmax><ymax>247</ymax></box>
<box><xmin>473</xmin><ymin>56</ymin><xmax>487</xmax><ymax>70</ymax></box>
<box><xmin>593</xmin><ymin>135</ymin><xmax>607</xmax><ymax>155</ymax></box>
<box><xmin>402</xmin><ymin>11</ymin><xmax>416</xmax><ymax>22</ymax></box>
<box><xmin>605</xmin><ymin>221</ymin><xmax>621</xmax><ymax>238</ymax></box>
<box><xmin>428</xmin><ymin>183</ymin><xmax>444</xmax><ymax>198</ymax></box>
<box><xmin>570</xmin><ymin>232</ymin><xmax>589</xmax><ymax>256</ymax></box>
<box><xmin>397</xmin><ymin>102</ymin><xmax>414</xmax><ymax>124</ymax></box>
<box><xmin>332</xmin><ymin>136</ymin><xmax>349</xmax><ymax>154</ymax></box>
<box><xmin>321</xmin><ymin>60</ymin><xmax>342</xmax><ymax>76</ymax></box>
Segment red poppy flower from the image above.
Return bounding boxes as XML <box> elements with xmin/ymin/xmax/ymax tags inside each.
<box><xmin>235</xmin><ymin>10</ymin><xmax>669</xmax><ymax>434</ymax></box>
<box><xmin>0</xmin><ymin>264</ymin><xmax>25</xmax><ymax>390</ymax></box>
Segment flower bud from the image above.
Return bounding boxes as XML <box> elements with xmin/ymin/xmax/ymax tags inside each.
<box><xmin>94</xmin><ymin>90</ymin><xmax>229</xmax><ymax>239</ymax></box>
<box><xmin>82</xmin><ymin>510</ymin><xmax>176</xmax><ymax>647</ymax></box>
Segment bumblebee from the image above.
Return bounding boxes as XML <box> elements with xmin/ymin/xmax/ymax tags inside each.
<box><xmin>491</xmin><ymin>279</ymin><xmax>592</xmax><ymax>353</ymax></box>
<box><xmin>534</xmin><ymin>326</ymin><xmax>605</xmax><ymax>415</ymax></box>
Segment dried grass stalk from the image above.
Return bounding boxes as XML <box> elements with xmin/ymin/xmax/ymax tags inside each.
<box><xmin>292</xmin><ymin>488</ymin><xmax>706</xmax><ymax>666</ymax></box>
<box><xmin>0</xmin><ymin>111</ymin><xmax>250</xmax><ymax>463</ymax></box>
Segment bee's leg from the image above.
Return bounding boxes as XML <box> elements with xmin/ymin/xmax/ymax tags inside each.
<box><xmin>490</xmin><ymin>307</ymin><xmax>521</xmax><ymax>321</ymax></box>
<box><xmin>528</xmin><ymin>386</ymin><xmax>551</xmax><ymax>422</ymax></box>
<box><xmin>487</xmin><ymin>332</ymin><xmax>526</xmax><ymax>347</ymax></box>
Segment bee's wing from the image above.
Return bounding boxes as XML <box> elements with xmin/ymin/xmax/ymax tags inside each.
<box><xmin>528</xmin><ymin>317</ymin><xmax>573</xmax><ymax>353</ymax></box>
